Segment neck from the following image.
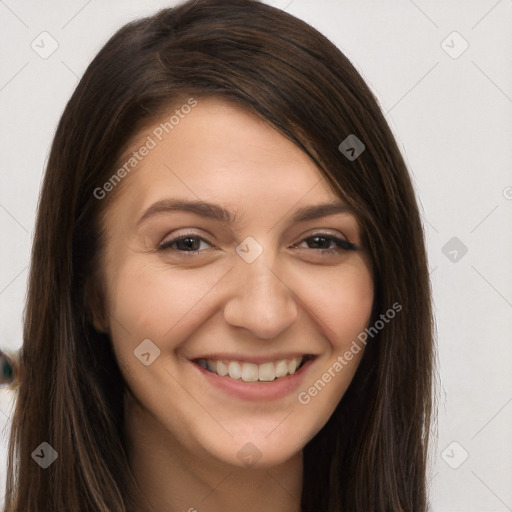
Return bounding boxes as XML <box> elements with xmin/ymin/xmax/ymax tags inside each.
<box><xmin>123</xmin><ymin>389</ymin><xmax>303</xmax><ymax>512</ymax></box>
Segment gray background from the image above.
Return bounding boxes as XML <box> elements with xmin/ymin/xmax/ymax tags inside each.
<box><xmin>1</xmin><ymin>0</ymin><xmax>511</xmax><ymax>510</ymax></box>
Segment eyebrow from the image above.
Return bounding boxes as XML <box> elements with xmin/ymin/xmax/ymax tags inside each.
<box><xmin>136</xmin><ymin>198</ymin><xmax>355</xmax><ymax>227</ymax></box>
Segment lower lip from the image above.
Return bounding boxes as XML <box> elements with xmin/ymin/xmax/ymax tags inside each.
<box><xmin>192</xmin><ymin>358</ymin><xmax>315</xmax><ymax>402</ymax></box>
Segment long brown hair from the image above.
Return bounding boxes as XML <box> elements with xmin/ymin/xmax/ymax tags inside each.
<box><xmin>3</xmin><ymin>0</ymin><xmax>436</xmax><ymax>510</ymax></box>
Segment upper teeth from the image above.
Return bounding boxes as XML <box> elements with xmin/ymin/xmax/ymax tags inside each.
<box><xmin>197</xmin><ymin>356</ymin><xmax>304</xmax><ymax>382</ymax></box>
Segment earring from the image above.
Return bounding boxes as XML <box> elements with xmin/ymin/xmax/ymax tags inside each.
<box><xmin>0</xmin><ymin>349</ymin><xmax>20</xmax><ymax>388</ymax></box>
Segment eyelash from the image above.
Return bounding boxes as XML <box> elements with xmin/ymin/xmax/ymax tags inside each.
<box><xmin>158</xmin><ymin>232</ymin><xmax>358</xmax><ymax>258</ymax></box>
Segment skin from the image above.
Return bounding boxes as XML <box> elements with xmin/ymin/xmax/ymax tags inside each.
<box><xmin>91</xmin><ymin>97</ymin><xmax>374</xmax><ymax>512</ymax></box>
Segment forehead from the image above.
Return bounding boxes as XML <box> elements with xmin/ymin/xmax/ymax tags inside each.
<box><xmin>109</xmin><ymin>96</ymin><xmax>345</xmax><ymax>222</ymax></box>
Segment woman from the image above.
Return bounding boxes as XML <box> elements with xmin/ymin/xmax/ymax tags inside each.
<box><xmin>3</xmin><ymin>0</ymin><xmax>436</xmax><ymax>510</ymax></box>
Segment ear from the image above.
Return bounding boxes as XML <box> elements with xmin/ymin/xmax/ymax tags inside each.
<box><xmin>84</xmin><ymin>275</ymin><xmax>110</xmax><ymax>334</ymax></box>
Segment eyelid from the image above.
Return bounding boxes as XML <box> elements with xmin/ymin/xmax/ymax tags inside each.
<box><xmin>297</xmin><ymin>226</ymin><xmax>358</xmax><ymax>245</ymax></box>
<box><xmin>301</xmin><ymin>227</ymin><xmax>350</xmax><ymax>241</ymax></box>
<box><xmin>158</xmin><ymin>228</ymin><xmax>347</xmax><ymax>245</ymax></box>
<box><xmin>158</xmin><ymin>229</ymin><xmax>358</xmax><ymax>254</ymax></box>
<box><xmin>292</xmin><ymin>231</ymin><xmax>358</xmax><ymax>251</ymax></box>
<box><xmin>158</xmin><ymin>231</ymin><xmax>215</xmax><ymax>251</ymax></box>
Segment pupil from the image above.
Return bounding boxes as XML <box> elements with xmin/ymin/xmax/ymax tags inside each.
<box><xmin>310</xmin><ymin>236</ymin><xmax>327</xmax><ymax>249</ymax></box>
<box><xmin>181</xmin><ymin>237</ymin><xmax>199</xmax><ymax>251</ymax></box>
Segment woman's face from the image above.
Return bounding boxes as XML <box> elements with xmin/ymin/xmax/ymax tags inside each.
<box><xmin>96</xmin><ymin>96</ymin><xmax>374</xmax><ymax>469</ymax></box>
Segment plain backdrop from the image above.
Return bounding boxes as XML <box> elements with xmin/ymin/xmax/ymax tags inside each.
<box><xmin>1</xmin><ymin>1</ymin><xmax>511</xmax><ymax>510</ymax></box>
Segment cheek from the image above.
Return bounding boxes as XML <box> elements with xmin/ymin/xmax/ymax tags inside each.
<box><xmin>108</xmin><ymin>264</ymin><xmax>167</xmax><ymax>338</ymax></box>
<box><xmin>306</xmin><ymin>262</ymin><xmax>374</xmax><ymax>348</ymax></box>
<box><xmin>106</xmin><ymin>257</ymin><xmax>226</xmax><ymax>343</ymax></box>
<box><xmin>294</xmin><ymin>265</ymin><xmax>373</xmax><ymax>425</ymax></box>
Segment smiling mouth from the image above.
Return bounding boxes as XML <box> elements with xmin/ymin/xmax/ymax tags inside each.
<box><xmin>194</xmin><ymin>355</ymin><xmax>313</xmax><ymax>383</ymax></box>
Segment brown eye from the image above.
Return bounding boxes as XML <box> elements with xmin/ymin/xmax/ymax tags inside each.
<box><xmin>293</xmin><ymin>233</ymin><xmax>358</xmax><ymax>255</ymax></box>
<box><xmin>159</xmin><ymin>234</ymin><xmax>214</xmax><ymax>256</ymax></box>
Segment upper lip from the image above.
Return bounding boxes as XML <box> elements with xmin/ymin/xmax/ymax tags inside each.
<box><xmin>191</xmin><ymin>353</ymin><xmax>316</xmax><ymax>364</ymax></box>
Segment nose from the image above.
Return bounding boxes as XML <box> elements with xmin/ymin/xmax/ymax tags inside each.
<box><xmin>222</xmin><ymin>252</ymin><xmax>298</xmax><ymax>340</ymax></box>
